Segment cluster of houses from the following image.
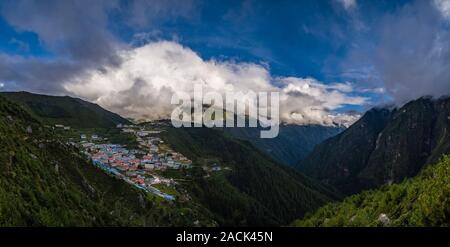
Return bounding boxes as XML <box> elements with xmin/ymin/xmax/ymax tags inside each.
<box><xmin>116</xmin><ymin>124</ymin><xmax>193</xmax><ymax>170</ymax></box>
<box><xmin>78</xmin><ymin>125</ymin><xmax>193</xmax><ymax>201</ymax></box>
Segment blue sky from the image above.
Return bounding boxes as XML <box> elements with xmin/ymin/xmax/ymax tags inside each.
<box><xmin>0</xmin><ymin>0</ymin><xmax>375</xmax><ymax>77</ymax></box>
<box><xmin>0</xmin><ymin>0</ymin><xmax>449</xmax><ymax>124</ymax></box>
<box><xmin>0</xmin><ymin>1</ymin><xmax>407</xmax><ymax>77</ymax></box>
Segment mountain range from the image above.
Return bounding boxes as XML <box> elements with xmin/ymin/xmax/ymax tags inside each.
<box><xmin>0</xmin><ymin>91</ymin><xmax>449</xmax><ymax>226</ymax></box>
<box><xmin>0</xmin><ymin>92</ymin><xmax>338</xmax><ymax>226</ymax></box>
<box><xmin>1</xmin><ymin>91</ymin><xmax>342</xmax><ymax>167</ymax></box>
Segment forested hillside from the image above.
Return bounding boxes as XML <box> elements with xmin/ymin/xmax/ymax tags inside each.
<box><xmin>0</xmin><ymin>95</ymin><xmax>213</xmax><ymax>226</ymax></box>
<box><xmin>293</xmin><ymin>155</ymin><xmax>450</xmax><ymax>227</ymax></box>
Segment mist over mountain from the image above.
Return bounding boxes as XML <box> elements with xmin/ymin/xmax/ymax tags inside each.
<box><xmin>60</xmin><ymin>42</ymin><xmax>366</xmax><ymax>127</ymax></box>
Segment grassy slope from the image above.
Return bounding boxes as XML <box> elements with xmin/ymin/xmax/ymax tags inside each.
<box><xmin>293</xmin><ymin>155</ymin><xmax>450</xmax><ymax>227</ymax></box>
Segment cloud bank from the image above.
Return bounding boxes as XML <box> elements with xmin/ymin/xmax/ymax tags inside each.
<box><xmin>0</xmin><ymin>0</ymin><xmax>196</xmax><ymax>93</ymax></box>
<box><xmin>5</xmin><ymin>0</ymin><xmax>448</xmax><ymax>126</ymax></box>
<box><xmin>343</xmin><ymin>0</ymin><xmax>450</xmax><ymax>105</ymax></box>
<box><xmin>63</xmin><ymin>41</ymin><xmax>366</xmax><ymax>126</ymax></box>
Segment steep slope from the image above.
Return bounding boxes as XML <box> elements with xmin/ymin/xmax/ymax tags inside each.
<box><xmin>297</xmin><ymin>108</ymin><xmax>392</xmax><ymax>194</ymax></box>
<box><xmin>0</xmin><ymin>91</ymin><xmax>130</xmax><ymax>128</ymax></box>
<box><xmin>298</xmin><ymin>96</ymin><xmax>450</xmax><ymax>195</ymax></box>
<box><xmin>161</xmin><ymin>126</ymin><xmax>340</xmax><ymax>226</ymax></box>
<box><xmin>0</xmin><ymin>95</ymin><xmax>212</xmax><ymax>226</ymax></box>
<box><xmin>224</xmin><ymin>124</ymin><xmax>343</xmax><ymax>166</ymax></box>
<box><xmin>293</xmin><ymin>155</ymin><xmax>450</xmax><ymax>227</ymax></box>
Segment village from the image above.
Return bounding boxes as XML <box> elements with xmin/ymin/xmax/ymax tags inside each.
<box><xmin>75</xmin><ymin>123</ymin><xmax>193</xmax><ymax>201</ymax></box>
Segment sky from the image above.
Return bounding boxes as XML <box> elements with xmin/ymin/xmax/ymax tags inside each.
<box><xmin>0</xmin><ymin>0</ymin><xmax>449</xmax><ymax>126</ymax></box>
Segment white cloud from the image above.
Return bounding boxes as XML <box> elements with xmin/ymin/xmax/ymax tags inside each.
<box><xmin>63</xmin><ymin>41</ymin><xmax>369</xmax><ymax>126</ymax></box>
<box><xmin>434</xmin><ymin>0</ymin><xmax>450</xmax><ymax>19</ymax></box>
<box><xmin>336</xmin><ymin>0</ymin><xmax>357</xmax><ymax>10</ymax></box>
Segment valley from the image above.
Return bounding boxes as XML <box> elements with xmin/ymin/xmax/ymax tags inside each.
<box><xmin>1</xmin><ymin>1</ymin><xmax>449</xmax><ymax>242</ymax></box>
<box><xmin>0</xmin><ymin>93</ymin><xmax>337</xmax><ymax>226</ymax></box>
<box><xmin>0</xmin><ymin>91</ymin><xmax>449</xmax><ymax>227</ymax></box>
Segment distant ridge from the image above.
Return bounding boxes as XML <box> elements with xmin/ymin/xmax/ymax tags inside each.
<box><xmin>224</xmin><ymin>124</ymin><xmax>343</xmax><ymax>166</ymax></box>
<box><xmin>0</xmin><ymin>91</ymin><xmax>131</xmax><ymax>128</ymax></box>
